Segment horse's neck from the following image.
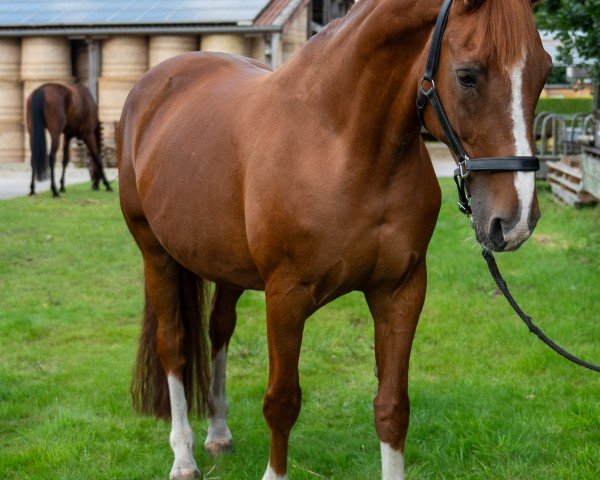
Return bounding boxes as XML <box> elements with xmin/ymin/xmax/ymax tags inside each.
<box><xmin>276</xmin><ymin>0</ymin><xmax>440</xmax><ymax>167</ymax></box>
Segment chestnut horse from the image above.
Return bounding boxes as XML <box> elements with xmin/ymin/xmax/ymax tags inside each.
<box><xmin>118</xmin><ymin>0</ymin><xmax>550</xmax><ymax>478</ymax></box>
<box><xmin>26</xmin><ymin>83</ymin><xmax>112</xmax><ymax>197</ymax></box>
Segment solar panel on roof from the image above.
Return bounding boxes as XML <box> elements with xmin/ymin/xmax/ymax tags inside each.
<box><xmin>0</xmin><ymin>0</ymin><xmax>272</xmax><ymax>26</ymax></box>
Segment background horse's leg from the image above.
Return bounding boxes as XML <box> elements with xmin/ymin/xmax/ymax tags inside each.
<box><xmin>365</xmin><ymin>260</ymin><xmax>427</xmax><ymax>480</ymax></box>
<box><xmin>59</xmin><ymin>135</ymin><xmax>71</xmax><ymax>192</ymax></box>
<box><xmin>48</xmin><ymin>133</ymin><xmax>61</xmax><ymax>197</ymax></box>
<box><xmin>29</xmin><ymin>169</ymin><xmax>35</xmax><ymax>196</ymax></box>
<box><xmin>82</xmin><ymin>133</ymin><xmax>112</xmax><ymax>192</ymax></box>
<box><xmin>205</xmin><ymin>285</ymin><xmax>243</xmax><ymax>456</ymax></box>
<box><xmin>144</xmin><ymin>253</ymin><xmax>202</xmax><ymax>480</ymax></box>
<box><xmin>262</xmin><ymin>286</ymin><xmax>312</xmax><ymax>480</ymax></box>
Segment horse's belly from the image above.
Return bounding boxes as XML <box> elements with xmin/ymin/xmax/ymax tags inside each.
<box><xmin>136</xmin><ymin>157</ymin><xmax>263</xmax><ymax>290</ymax></box>
<box><xmin>149</xmin><ymin>205</ymin><xmax>263</xmax><ymax>289</ymax></box>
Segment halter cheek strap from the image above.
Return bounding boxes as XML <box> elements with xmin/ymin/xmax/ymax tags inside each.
<box><xmin>418</xmin><ymin>1</ymin><xmax>600</xmax><ymax>374</ymax></box>
<box><xmin>416</xmin><ymin>0</ymin><xmax>539</xmax><ymax>215</ymax></box>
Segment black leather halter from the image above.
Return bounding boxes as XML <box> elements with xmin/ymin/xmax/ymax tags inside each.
<box><xmin>416</xmin><ymin>0</ymin><xmax>540</xmax><ymax>215</ymax></box>
<box><xmin>416</xmin><ymin>1</ymin><xmax>600</xmax><ymax>374</ymax></box>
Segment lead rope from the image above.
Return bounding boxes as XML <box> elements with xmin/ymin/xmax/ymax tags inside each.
<box><xmin>482</xmin><ymin>249</ymin><xmax>600</xmax><ymax>373</ymax></box>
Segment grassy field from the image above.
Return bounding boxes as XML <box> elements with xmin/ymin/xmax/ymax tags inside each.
<box><xmin>0</xmin><ymin>181</ymin><xmax>598</xmax><ymax>480</ymax></box>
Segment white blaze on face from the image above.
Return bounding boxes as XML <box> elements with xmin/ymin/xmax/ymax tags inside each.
<box><xmin>506</xmin><ymin>52</ymin><xmax>535</xmax><ymax>245</ymax></box>
<box><xmin>381</xmin><ymin>442</ymin><xmax>404</xmax><ymax>480</ymax></box>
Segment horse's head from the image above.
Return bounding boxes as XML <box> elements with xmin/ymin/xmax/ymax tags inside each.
<box><xmin>421</xmin><ymin>0</ymin><xmax>552</xmax><ymax>251</ymax></box>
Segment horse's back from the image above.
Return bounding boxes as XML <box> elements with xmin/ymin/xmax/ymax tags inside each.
<box><xmin>119</xmin><ymin>52</ymin><xmax>271</xmax><ymax>289</ymax></box>
<box><xmin>26</xmin><ymin>83</ymin><xmax>70</xmax><ymax>133</ymax></box>
<box><xmin>120</xmin><ymin>51</ymin><xmax>269</xmax><ymax>169</ymax></box>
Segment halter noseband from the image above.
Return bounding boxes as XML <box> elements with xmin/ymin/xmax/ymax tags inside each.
<box><xmin>416</xmin><ymin>0</ymin><xmax>540</xmax><ymax>215</ymax></box>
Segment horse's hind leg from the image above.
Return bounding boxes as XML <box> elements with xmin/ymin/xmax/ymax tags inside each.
<box><xmin>365</xmin><ymin>259</ymin><xmax>427</xmax><ymax>480</ymax></box>
<box><xmin>204</xmin><ymin>284</ymin><xmax>243</xmax><ymax>456</ymax></box>
<box><xmin>123</xmin><ymin>156</ymin><xmax>208</xmax><ymax>479</ymax></box>
<box><xmin>59</xmin><ymin>135</ymin><xmax>71</xmax><ymax>192</ymax></box>
<box><xmin>143</xmin><ymin>252</ymin><xmax>203</xmax><ymax>480</ymax></box>
<box><xmin>48</xmin><ymin>133</ymin><xmax>60</xmax><ymax>197</ymax></box>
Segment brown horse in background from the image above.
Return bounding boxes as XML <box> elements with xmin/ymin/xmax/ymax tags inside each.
<box><xmin>26</xmin><ymin>83</ymin><xmax>112</xmax><ymax>197</ymax></box>
<box><xmin>119</xmin><ymin>0</ymin><xmax>550</xmax><ymax>478</ymax></box>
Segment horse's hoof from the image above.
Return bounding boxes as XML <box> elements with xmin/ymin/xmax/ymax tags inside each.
<box><xmin>106</xmin><ymin>185</ymin><xmax>113</xmax><ymax>192</ymax></box>
<box><xmin>169</xmin><ymin>467</ymin><xmax>201</xmax><ymax>480</ymax></box>
<box><xmin>29</xmin><ymin>192</ymin><xmax>36</xmax><ymax>197</ymax></box>
<box><xmin>92</xmin><ymin>184</ymin><xmax>99</xmax><ymax>191</ymax></box>
<box><xmin>52</xmin><ymin>192</ymin><xmax>60</xmax><ymax>198</ymax></box>
<box><xmin>205</xmin><ymin>438</ymin><xmax>234</xmax><ymax>457</ymax></box>
<box><xmin>60</xmin><ymin>187</ymin><xmax>66</xmax><ymax>193</ymax></box>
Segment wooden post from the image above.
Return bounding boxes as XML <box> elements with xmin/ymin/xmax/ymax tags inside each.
<box><xmin>87</xmin><ymin>39</ymin><xmax>100</xmax><ymax>102</ymax></box>
<box><xmin>269</xmin><ymin>33</ymin><xmax>282</xmax><ymax>69</ymax></box>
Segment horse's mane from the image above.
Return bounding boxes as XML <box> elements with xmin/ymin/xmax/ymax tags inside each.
<box><xmin>323</xmin><ymin>0</ymin><xmax>537</xmax><ymax>73</ymax></box>
<box><xmin>468</xmin><ymin>0</ymin><xmax>538</xmax><ymax>72</ymax></box>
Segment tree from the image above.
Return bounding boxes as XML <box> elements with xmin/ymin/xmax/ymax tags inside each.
<box><xmin>536</xmin><ymin>0</ymin><xmax>600</xmax><ymax>111</ymax></box>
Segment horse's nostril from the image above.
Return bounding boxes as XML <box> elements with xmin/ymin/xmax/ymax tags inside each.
<box><xmin>489</xmin><ymin>217</ymin><xmax>507</xmax><ymax>251</ymax></box>
<box><xmin>529</xmin><ymin>207</ymin><xmax>541</xmax><ymax>231</ymax></box>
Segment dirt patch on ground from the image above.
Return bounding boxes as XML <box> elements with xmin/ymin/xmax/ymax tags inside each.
<box><xmin>534</xmin><ymin>233</ymin><xmax>568</xmax><ymax>249</ymax></box>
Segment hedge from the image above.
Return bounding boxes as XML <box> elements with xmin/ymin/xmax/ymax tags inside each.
<box><xmin>536</xmin><ymin>97</ymin><xmax>594</xmax><ymax>116</ymax></box>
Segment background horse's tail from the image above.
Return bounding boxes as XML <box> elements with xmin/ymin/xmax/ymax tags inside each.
<box><xmin>29</xmin><ymin>88</ymin><xmax>48</xmax><ymax>181</ymax></box>
<box><xmin>131</xmin><ymin>265</ymin><xmax>211</xmax><ymax>420</ymax></box>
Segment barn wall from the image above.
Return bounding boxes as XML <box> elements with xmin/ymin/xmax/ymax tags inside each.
<box><xmin>5</xmin><ymin>23</ymin><xmax>308</xmax><ymax>164</ymax></box>
<box><xmin>149</xmin><ymin>36</ymin><xmax>199</xmax><ymax>68</ymax></box>
<box><xmin>97</xmin><ymin>36</ymin><xmax>148</xmax><ymax>160</ymax></box>
<box><xmin>0</xmin><ymin>39</ymin><xmax>23</xmax><ymax>163</ymax></box>
<box><xmin>282</xmin><ymin>4</ymin><xmax>309</xmax><ymax>63</ymax></box>
<box><xmin>201</xmin><ymin>34</ymin><xmax>249</xmax><ymax>56</ymax></box>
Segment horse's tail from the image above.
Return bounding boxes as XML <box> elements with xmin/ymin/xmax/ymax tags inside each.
<box><xmin>29</xmin><ymin>88</ymin><xmax>48</xmax><ymax>181</ymax></box>
<box><xmin>131</xmin><ymin>265</ymin><xmax>211</xmax><ymax>420</ymax></box>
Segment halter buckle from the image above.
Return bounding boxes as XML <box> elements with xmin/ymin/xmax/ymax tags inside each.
<box><xmin>419</xmin><ymin>77</ymin><xmax>435</xmax><ymax>95</ymax></box>
<box><xmin>457</xmin><ymin>201</ymin><xmax>471</xmax><ymax>216</ymax></box>
<box><xmin>457</xmin><ymin>157</ymin><xmax>470</xmax><ymax>178</ymax></box>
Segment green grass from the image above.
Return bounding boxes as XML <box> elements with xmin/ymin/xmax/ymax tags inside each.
<box><xmin>536</xmin><ymin>97</ymin><xmax>594</xmax><ymax>116</ymax></box>
<box><xmin>0</xmin><ymin>181</ymin><xmax>598</xmax><ymax>480</ymax></box>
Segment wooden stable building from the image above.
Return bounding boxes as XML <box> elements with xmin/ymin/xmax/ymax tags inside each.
<box><xmin>0</xmin><ymin>0</ymin><xmax>352</xmax><ymax>164</ymax></box>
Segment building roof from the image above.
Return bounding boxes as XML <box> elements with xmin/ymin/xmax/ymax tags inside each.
<box><xmin>0</xmin><ymin>0</ymin><xmax>274</xmax><ymax>27</ymax></box>
<box><xmin>255</xmin><ymin>0</ymin><xmax>307</xmax><ymax>27</ymax></box>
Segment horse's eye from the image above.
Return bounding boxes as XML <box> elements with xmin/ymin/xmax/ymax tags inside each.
<box><xmin>457</xmin><ymin>70</ymin><xmax>477</xmax><ymax>88</ymax></box>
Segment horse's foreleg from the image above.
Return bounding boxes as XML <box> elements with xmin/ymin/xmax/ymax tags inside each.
<box><xmin>48</xmin><ymin>135</ymin><xmax>60</xmax><ymax>197</ymax></box>
<box><xmin>205</xmin><ymin>284</ymin><xmax>243</xmax><ymax>456</ymax></box>
<box><xmin>365</xmin><ymin>260</ymin><xmax>427</xmax><ymax>480</ymax></box>
<box><xmin>145</xmin><ymin>254</ymin><xmax>200</xmax><ymax>480</ymax></box>
<box><xmin>82</xmin><ymin>133</ymin><xmax>112</xmax><ymax>192</ymax></box>
<box><xmin>60</xmin><ymin>136</ymin><xmax>71</xmax><ymax>192</ymax></box>
<box><xmin>262</xmin><ymin>286</ymin><xmax>312</xmax><ymax>480</ymax></box>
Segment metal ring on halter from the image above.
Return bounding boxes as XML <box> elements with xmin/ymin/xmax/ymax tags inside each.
<box><xmin>457</xmin><ymin>157</ymin><xmax>470</xmax><ymax>178</ymax></box>
<box><xmin>420</xmin><ymin>77</ymin><xmax>435</xmax><ymax>94</ymax></box>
